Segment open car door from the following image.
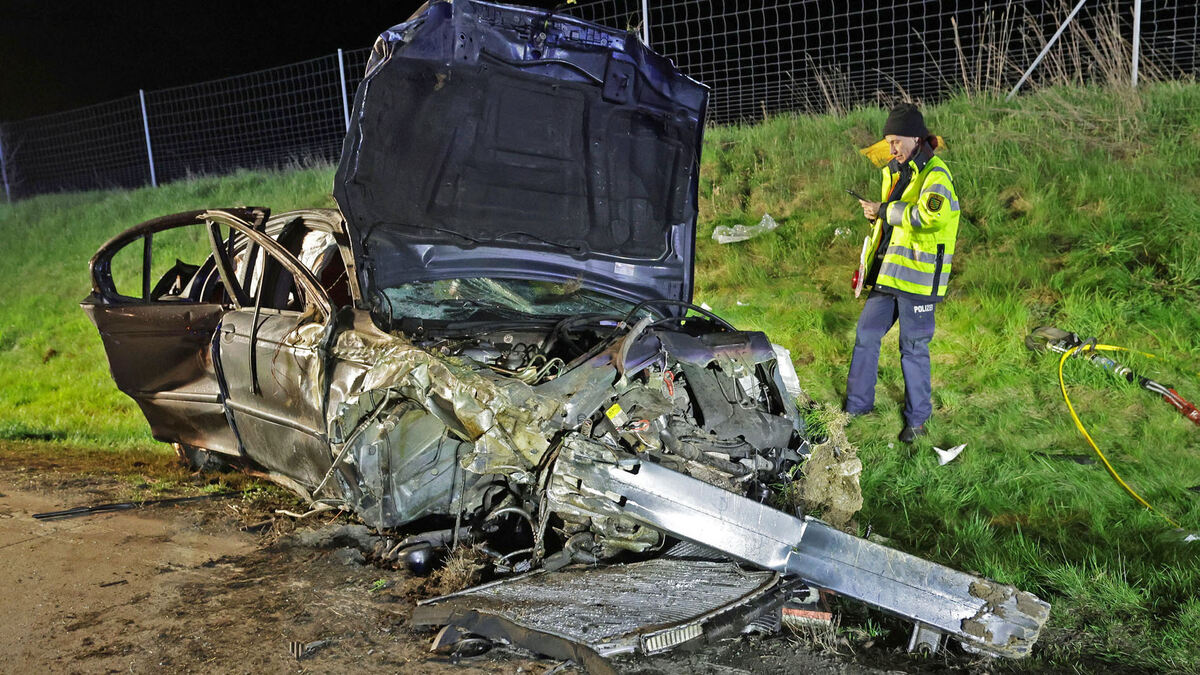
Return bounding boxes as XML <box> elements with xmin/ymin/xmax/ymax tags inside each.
<box><xmin>81</xmin><ymin>208</ymin><xmax>269</xmax><ymax>457</ymax></box>
<box><xmin>203</xmin><ymin>210</ymin><xmax>341</xmax><ymax>490</ymax></box>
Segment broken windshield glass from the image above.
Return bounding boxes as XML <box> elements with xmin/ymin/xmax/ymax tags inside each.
<box><xmin>380</xmin><ymin>278</ymin><xmax>636</xmax><ymax>321</ymax></box>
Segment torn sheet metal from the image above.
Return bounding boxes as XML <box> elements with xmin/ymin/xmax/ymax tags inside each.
<box><xmin>330</xmin><ymin>327</ymin><xmax>562</xmax><ymax>477</ymax></box>
<box><xmin>548</xmin><ymin>436</ymin><xmax>1051</xmax><ymax>659</ymax></box>
<box><xmin>412</xmin><ymin>555</ymin><xmax>784</xmax><ymax>667</ymax></box>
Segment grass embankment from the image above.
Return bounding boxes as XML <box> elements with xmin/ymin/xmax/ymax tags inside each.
<box><xmin>2</xmin><ymin>84</ymin><xmax>1199</xmax><ymax>669</ymax></box>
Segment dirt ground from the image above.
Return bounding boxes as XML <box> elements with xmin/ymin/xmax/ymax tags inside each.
<box><xmin>0</xmin><ymin>442</ymin><xmax>944</xmax><ymax>674</ymax></box>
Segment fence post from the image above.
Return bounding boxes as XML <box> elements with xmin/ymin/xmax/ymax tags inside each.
<box><xmin>138</xmin><ymin>90</ymin><xmax>157</xmax><ymax>188</ymax></box>
<box><xmin>1131</xmin><ymin>0</ymin><xmax>1142</xmax><ymax>87</ymax></box>
<box><xmin>1006</xmin><ymin>0</ymin><xmax>1090</xmax><ymax>100</ymax></box>
<box><xmin>640</xmin><ymin>0</ymin><xmax>651</xmax><ymax>46</ymax></box>
<box><xmin>338</xmin><ymin>49</ymin><xmax>351</xmax><ymax>131</ymax></box>
<box><xmin>0</xmin><ymin>125</ymin><xmax>11</xmax><ymax>204</ymax></box>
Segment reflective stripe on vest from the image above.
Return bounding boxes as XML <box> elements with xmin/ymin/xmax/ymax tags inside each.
<box><xmin>885</xmin><ymin>243</ymin><xmax>953</xmax><ymax>267</ymax></box>
<box><xmin>878</xmin><ymin>262</ymin><xmax>950</xmax><ymax>295</ymax></box>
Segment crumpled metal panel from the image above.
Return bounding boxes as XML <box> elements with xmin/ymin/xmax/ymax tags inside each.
<box><xmin>345</xmin><ymin>401</ymin><xmax>469</xmax><ymax>529</ymax></box>
<box><xmin>329</xmin><ymin>328</ymin><xmax>562</xmax><ymax>483</ymax></box>
<box><xmin>412</xmin><ymin>557</ymin><xmax>779</xmax><ymax>657</ymax></box>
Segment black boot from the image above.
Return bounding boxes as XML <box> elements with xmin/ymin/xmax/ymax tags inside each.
<box><xmin>899</xmin><ymin>424</ymin><xmax>927</xmax><ymax>444</ymax></box>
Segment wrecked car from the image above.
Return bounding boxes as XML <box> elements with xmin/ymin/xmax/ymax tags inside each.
<box><xmin>82</xmin><ymin>0</ymin><xmax>1049</xmax><ymax>665</ymax></box>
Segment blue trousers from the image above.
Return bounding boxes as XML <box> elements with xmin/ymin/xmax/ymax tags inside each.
<box><xmin>845</xmin><ymin>291</ymin><xmax>936</xmax><ymax>426</ymax></box>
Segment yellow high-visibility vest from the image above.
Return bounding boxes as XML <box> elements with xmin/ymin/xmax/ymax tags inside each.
<box><xmin>867</xmin><ymin>155</ymin><xmax>960</xmax><ymax>298</ymax></box>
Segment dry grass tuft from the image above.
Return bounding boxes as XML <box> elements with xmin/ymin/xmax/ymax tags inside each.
<box><xmin>428</xmin><ymin>545</ymin><xmax>488</xmax><ymax>596</ymax></box>
<box><xmin>785</xmin><ymin>613</ymin><xmax>847</xmax><ymax>656</ymax></box>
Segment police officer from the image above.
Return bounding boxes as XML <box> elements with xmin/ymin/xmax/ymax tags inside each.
<box><xmin>845</xmin><ymin>103</ymin><xmax>960</xmax><ymax>443</ymax></box>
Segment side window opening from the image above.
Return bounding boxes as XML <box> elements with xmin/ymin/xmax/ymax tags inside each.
<box><xmin>105</xmin><ymin>221</ymin><xmax>232</xmax><ymax>303</ymax></box>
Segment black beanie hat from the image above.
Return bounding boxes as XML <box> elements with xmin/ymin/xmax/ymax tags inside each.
<box><xmin>882</xmin><ymin>103</ymin><xmax>930</xmax><ymax>138</ymax></box>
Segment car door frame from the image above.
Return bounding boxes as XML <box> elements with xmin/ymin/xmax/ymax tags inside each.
<box><xmin>201</xmin><ymin>210</ymin><xmax>340</xmax><ymax>490</ymax></box>
<box><xmin>81</xmin><ymin>207</ymin><xmax>270</xmax><ymax>457</ymax></box>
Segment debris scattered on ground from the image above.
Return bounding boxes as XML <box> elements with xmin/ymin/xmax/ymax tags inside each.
<box><xmin>781</xmin><ymin>587</ymin><xmax>834</xmax><ymax>629</ymax></box>
<box><xmin>933</xmin><ymin>444</ymin><xmax>966</xmax><ymax>466</ymax></box>
<box><xmin>289</xmin><ymin>639</ymin><xmax>333</xmax><ymax>660</ymax></box>
<box><xmin>542</xmin><ymin>660</ymin><xmax>576</xmax><ymax>675</ymax></box>
<box><xmin>32</xmin><ymin>491</ymin><xmax>240</xmax><ymax>520</ymax></box>
<box><xmin>712</xmin><ymin>213</ymin><xmax>779</xmax><ymax>244</ymax></box>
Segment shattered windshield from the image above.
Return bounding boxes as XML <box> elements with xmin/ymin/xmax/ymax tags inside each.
<box><xmin>381</xmin><ymin>278</ymin><xmax>637</xmax><ymax>321</ymax></box>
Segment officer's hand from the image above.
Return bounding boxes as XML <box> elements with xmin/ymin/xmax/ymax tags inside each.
<box><xmin>859</xmin><ymin>199</ymin><xmax>881</xmax><ymax>220</ymax></box>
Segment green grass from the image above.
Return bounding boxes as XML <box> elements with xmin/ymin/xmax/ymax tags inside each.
<box><xmin>0</xmin><ymin>166</ymin><xmax>339</xmax><ymax>448</ymax></box>
<box><xmin>4</xmin><ymin>84</ymin><xmax>1200</xmax><ymax>669</ymax></box>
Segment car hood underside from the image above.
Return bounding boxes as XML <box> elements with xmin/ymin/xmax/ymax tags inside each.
<box><xmin>333</xmin><ymin>0</ymin><xmax>708</xmax><ymax>308</ymax></box>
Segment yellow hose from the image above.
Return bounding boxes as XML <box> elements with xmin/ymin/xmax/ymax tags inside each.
<box><xmin>1057</xmin><ymin>344</ymin><xmax>1181</xmax><ymax>528</ymax></box>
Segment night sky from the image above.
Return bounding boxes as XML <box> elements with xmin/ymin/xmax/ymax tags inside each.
<box><xmin>1</xmin><ymin>0</ymin><xmax>567</xmax><ymax>122</ymax></box>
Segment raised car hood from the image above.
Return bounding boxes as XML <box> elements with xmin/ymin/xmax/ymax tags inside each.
<box><xmin>334</xmin><ymin>0</ymin><xmax>708</xmax><ymax>309</ymax></box>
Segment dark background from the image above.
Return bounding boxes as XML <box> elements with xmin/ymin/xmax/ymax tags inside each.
<box><xmin>5</xmin><ymin>1</ymin><xmax>1177</xmax><ymax>124</ymax></box>
<box><xmin>0</xmin><ymin>0</ymin><xmax>565</xmax><ymax>122</ymax></box>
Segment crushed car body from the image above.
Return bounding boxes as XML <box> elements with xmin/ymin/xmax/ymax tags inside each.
<box><xmin>82</xmin><ymin>0</ymin><xmax>1049</xmax><ymax>664</ymax></box>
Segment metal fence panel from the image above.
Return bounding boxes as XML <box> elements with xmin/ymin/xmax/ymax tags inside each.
<box><xmin>569</xmin><ymin>0</ymin><xmax>1200</xmax><ymax>124</ymax></box>
<box><xmin>1</xmin><ymin>2</ymin><xmax>1198</xmax><ymax>201</ymax></box>
<box><xmin>145</xmin><ymin>54</ymin><xmax>349</xmax><ymax>184</ymax></box>
<box><xmin>2</xmin><ymin>96</ymin><xmax>149</xmax><ymax>199</ymax></box>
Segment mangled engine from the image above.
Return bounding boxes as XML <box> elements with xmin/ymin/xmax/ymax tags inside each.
<box><xmin>321</xmin><ymin>314</ymin><xmax>807</xmax><ymax>571</ymax></box>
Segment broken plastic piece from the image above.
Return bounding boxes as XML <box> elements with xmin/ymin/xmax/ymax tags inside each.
<box><xmin>781</xmin><ymin>587</ymin><xmax>833</xmax><ymax>629</ymax></box>
<box><xmin>770</xmin><ymin>343</ymin><xmax>805</xmax><ymax>399</ymax></box>
<box><xmin>712</xmin><ymin>213</ymin><xmax>779</xmax><ymax>244</ymax></box>
<box><xmin>933</xmin><ymin>444</ymin><xmax>966</xmax><ymax>466</ymax></box>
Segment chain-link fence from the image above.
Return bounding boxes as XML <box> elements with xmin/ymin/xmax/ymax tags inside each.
<box><xmin>2</xmin><ymin>1</ymin><xmax>1197</xmax><ymax>202</ymax></box>
<box><xmin>0</xmin><ymin>48</ymin><xmax>370</xmax><ymax>202</ymax></box>
<box><xmin>569</xmin><ymin>0</ymin><xmax>1198</xmax><ymax>122</ymax></box>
